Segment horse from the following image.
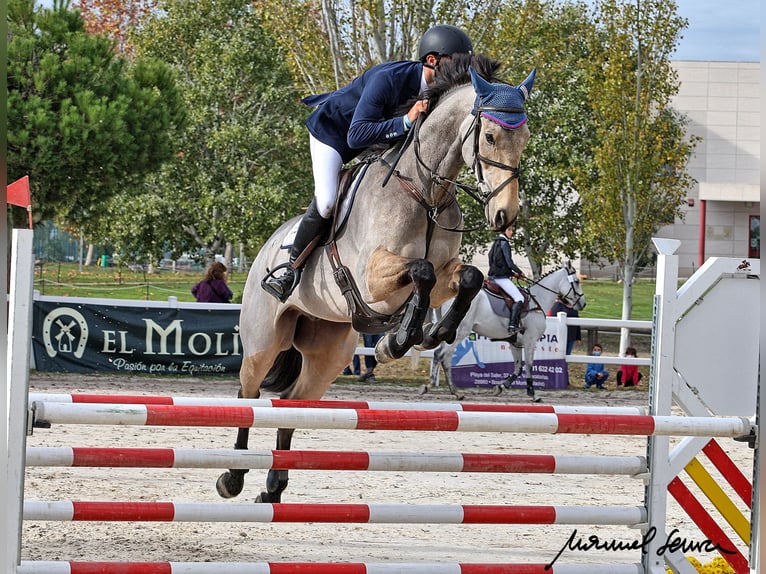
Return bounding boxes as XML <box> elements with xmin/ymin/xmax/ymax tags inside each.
<box><xmin>424</xmin><ymin>261</ymin><xmax>586</xmax><ymax>400</ymax></box>
<box><xmin>215</xmin><ymin>55</ymin><xmax>536</xmax><ymax>503</ymax></box>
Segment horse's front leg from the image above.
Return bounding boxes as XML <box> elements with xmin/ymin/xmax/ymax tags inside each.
<box><xmin>420</xmin><ymin>260</ymin><xmax>483</xmax><ymax>349</ymax></box>
<box><xmin>366</xmin><ymin>249</ymin><xmax>436</xmax><ymax>362</ymax></box>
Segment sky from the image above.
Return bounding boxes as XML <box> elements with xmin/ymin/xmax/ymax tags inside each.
<box><xmin>669</xmin><ymin>0</ymin><xmax>760</xmax><ymax>62</ymax></box>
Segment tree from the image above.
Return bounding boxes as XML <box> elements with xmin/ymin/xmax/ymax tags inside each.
<box><xmin>6</xmin><ymin>0</ymin><xmax>185</xmax><ymax>231</ymax></box>
<box><xmin>253</xmin><ymin>0</ymin><xmax>503</xmax><ymax>94</ymax></box>
<box><xmin>74</xmin><ymin>0</ymin><xmax>157</xmax><ymax>56</ymax></box>
<box><xmin>102</xmin><ymin>0</ymin><xmax>313</xmax><ymax>265</ymax></box>
<box><xmin>580</xmin><ymin>0</ymin><xmax>697</xmax><ymax>352</ymax></box>
<box><xmin>476</xmin><ymin>0</ymin><xmax>596</xmax><ymax>277</ymax></box>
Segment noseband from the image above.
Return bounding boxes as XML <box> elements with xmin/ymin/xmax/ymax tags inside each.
<box><xmin>561</xmin><ymin>267</ymin><xmax>586</xmax><ymax>309</ymax></box>
<box><xmin>465</xmin><ymin>105</ymin><xmax>524</xmax><ymax>207</ymax></box>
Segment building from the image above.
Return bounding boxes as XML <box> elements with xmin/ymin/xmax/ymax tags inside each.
<box><xmin>660</xmin><ymin>60</ymin><xmax>760</xmax><ymax>276</ymax></box>
<box><xmin>567</xmin><ymin>60</ymin><xmax>760</xmax><ymax>279</ymax></box>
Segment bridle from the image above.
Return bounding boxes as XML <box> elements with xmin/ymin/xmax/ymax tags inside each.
<box><xmin>408</xmin><ymin>103</ymin><xmax>523</xmax><ymax>210</ymax></box>
<box><xmin>523</xmin><ymin>265</ymin><xmax>586</xmax><ymax>313</ymax></box>
<box><xmin>385</xmin><ymin>93</ymin><xmax>526</xmax><ymax>237</ymax></box>
<box><xmin>464</xmin><ymin>105</ymin><xmax>524</xmax><ymax>206</ymax></box>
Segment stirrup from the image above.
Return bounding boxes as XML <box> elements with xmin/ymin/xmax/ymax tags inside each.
<box><xmin>261</xmin><ymin>263</ymin><xmax>301</xmax><ymax>303</ymax></box>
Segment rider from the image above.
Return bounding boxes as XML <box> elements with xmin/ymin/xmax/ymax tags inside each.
<box><xmin>263</xmin><ymin>24</ymin><xmax>473</xmax><ymax>302</ymax></box>
<box><xmin>487</xmin><ymin>225</ymin><xmax>526</xmax><ymax>334</ymax></box>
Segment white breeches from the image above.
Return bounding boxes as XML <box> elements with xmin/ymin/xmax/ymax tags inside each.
<box><xmin>309</xmin><ymin>134</ymin><xmax>344</xmax><ymax>218</ymax></box>
<box><xmin>493</xmin><ymin>277</ymin><xmax>524</xmax><ymax>302</ymax></box>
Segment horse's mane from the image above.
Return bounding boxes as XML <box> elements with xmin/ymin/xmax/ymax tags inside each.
<box><xmin>395</xmin><ymin>53</ymin><xmax>503</xmax><ymax>115</ymax></box>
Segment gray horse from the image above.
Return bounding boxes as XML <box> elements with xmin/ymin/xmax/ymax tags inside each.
<box><xmin>217</xmin><ymin>56</ymin><xmax>536</xmax><ymax>503</ymax></box>
<box><xmin>425</xmin><ymin>261</ymin><xmax>586</xmax><ymax>400</ymax></box>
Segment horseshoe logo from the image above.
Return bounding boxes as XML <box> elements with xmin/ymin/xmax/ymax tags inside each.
<box><xmin>41</xmin><ymin>307</ymin><xmax>89</xmax><ymax>358</ymax></box>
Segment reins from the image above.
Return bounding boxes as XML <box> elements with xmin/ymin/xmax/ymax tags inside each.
<box><xmin>523</xmin><ymin>267</ymin><xmax>585</xmax><ymax>312</ymax></box>
<box><xmin>386</xmin><ymin>98</ymin><xmax>525</xmax><ymax>235</ymax></box>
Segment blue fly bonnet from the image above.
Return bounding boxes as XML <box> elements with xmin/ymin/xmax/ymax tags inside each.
<box><xmin>470</xmin><ymin>66</ymin><xmax>536</xmax><ymax>129</ymax></box>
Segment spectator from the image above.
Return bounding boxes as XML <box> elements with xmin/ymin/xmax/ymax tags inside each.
<box><xmin>191</xmin><ymin>262</ymin><xmax>233</xmax><ymax>303</ymax></box>
<box><xmin>617</xmin><ymin>346</ymin><xmax>643</xmax><ymax>387</ymax></box>
<box><xmin>549</xmin><ymin>297</ymin><xmax>581</xmax><ymax>356</ymax></box>
<box><xmin>584</xmin><ymin>343</ymin><xmax>609</xmax><ymax>389</ymax></box>
<box><xmin>353</xmin><ymin>333</ymin><xmax>383</xmax><ymax>382</ymax></box>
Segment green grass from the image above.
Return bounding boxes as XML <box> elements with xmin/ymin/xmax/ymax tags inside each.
<box><xmin>578</xmin><ymin>278</ymin><xmax>655</xmax><ymax>321</ymax></box>
<box><xmin>34</xmin><ymin>262</ymin><xmax>247</xmax><ymax>303</ymax></box>
<box><xmin>34</xmin><ymin>262</ymin><xmax>656</xmax><ymax>320</ymax></box>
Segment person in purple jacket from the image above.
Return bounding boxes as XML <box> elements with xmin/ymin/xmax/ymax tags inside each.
<box><xmin>192</xmin><ymin>262</ymin><xmax>233</xmax><ymax>303</ymax></box>
<box><xmin>263</xmin><ymin>24</ymin><xmax>473</xmax><ymax>302</ymax></box>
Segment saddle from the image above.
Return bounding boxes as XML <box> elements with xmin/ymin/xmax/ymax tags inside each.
<box><xmin>483</xmin><ymin>278</ymin><xmax>529</xmax><ymax>313</ymax></box>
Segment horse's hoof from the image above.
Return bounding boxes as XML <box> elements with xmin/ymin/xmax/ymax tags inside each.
<box><xmin>216</xmin><ymin>471</ymin><xmax>244</xmax><ymax>499</ymax></box>
<box><xmin>374</xmin><ymin>336</ymin><xmax>394</xmax><ymax>364</ymax></box>
<box><xmin>255</xmin><ymin>491</ymin><xmax>281</xmax><ymax>503</ymax></box>
<box><xmin>419</xmin><ymin>384</ymin><xmax>429</xmax><ymax>395</ymax></box>
<box><xmin>493</xmin><ymin>385</ymin><xmax>503</xmax><ymax>396</ymax></box>
<box><xmin>453</xmin><ymin>392</ymin><xmax>465</xmax><ymax>401</ymax></box>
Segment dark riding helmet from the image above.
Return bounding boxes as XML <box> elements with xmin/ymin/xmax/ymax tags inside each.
<box><xmin>418</xmin><ymin>24</ymin><xmax>473</xmax><ymax>61</ymax></box>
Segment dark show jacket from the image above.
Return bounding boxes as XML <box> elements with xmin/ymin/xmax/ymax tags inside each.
<box><xmin>303</xmin><ymin>60</ymin><xmax>424</xmax><ymax>163</ymax></box>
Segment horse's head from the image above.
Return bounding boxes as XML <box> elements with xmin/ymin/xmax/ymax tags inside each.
<box><xmin>556</xmin><ymin>260</ymin><xmax>586</xmax><ymax>311</ymax></box>
<box><xmin>465</xmin><ymin>67</ymin><xmax>535</xmax><ymax>231</ymax></box>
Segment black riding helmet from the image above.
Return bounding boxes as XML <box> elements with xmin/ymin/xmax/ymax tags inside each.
<box><xmin>418</xmin><ymin>24</ymin><xmax>473</xmax><ymax>62</ymax></box>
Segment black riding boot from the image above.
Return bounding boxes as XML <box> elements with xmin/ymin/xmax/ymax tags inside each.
<box><xmin>262</xmin><ymin>199</ymin><xmax>331</xmax><ymax>302</ymax></box>
<box><xmin>508</xmin><ymin>301</ymin><xmax>523</xmax><ymax>334</ymax></box>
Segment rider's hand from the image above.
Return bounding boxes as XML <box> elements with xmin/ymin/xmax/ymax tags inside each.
<box><xmin>407</xmin><ymin>99</ymin><xmax>429</xmax><ymax>124</ymax></box>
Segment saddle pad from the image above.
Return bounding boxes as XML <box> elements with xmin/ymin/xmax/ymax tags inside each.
<box><xmin>483</xmin><ymin>286</ymin><xmax>511</xmax><ymax>319</ymax></box>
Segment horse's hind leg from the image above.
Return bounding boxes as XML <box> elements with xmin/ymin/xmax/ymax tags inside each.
<box><xmin>216</xmin><ymin>351</ymin><xmax>282</xmax><ymax>499</ymax></box>
<box><xmin>420</xmin><ymin>262</ymin><xmax>483</xmax><ymax>349</ymax></box>
<box><xmin>254</xmin><ymin>321</ymin><xmax>356</xmax><ymax>503</ymax></box>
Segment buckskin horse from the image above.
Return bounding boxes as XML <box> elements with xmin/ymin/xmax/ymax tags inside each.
<box><xmin>217</xmin><ymin>55</ymin><xmax>536</xmax><ymax>502</ymax></box>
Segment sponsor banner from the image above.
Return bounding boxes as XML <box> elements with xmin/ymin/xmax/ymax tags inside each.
<box><xmin>450</xmin><ymin>326</ymin><xmax>569</xmax><ymax>390</ymax></box>
<box><xmin>32</xmin><ymin>300</ymin><xmax>242</xmax><ymax>376</ymax></box>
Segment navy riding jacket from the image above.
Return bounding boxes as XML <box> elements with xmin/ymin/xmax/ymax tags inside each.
<box><xmin>303</xmin><ymin>60</ymin><xmax>424</xmax><ymax>163</ymax></box>
<box><xmin>488</xmin><ymin>235</ymin><xmax>523</xmax><ymax>278</ymax></box>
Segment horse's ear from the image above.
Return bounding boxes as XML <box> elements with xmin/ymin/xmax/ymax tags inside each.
<box><xmin>519</xmin><ymin>68</ymin><xmax>537</xmax><ymax>100</ymax></box>
<box><xmin>470</xmin><ymin>65</ymin><xmax>492</xmax><ymax>97</ymax></box>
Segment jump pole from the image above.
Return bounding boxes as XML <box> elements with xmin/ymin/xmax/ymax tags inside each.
<box><xmin>16</xmin><ymin>561</ymin><xmax>645</xmax><ymax>574</ymax></box>
<box><xmin>25</xmin><ymin>446</ymin><xmax>648</xmax><ymax>475</ymax></box>
<box><xmin>27</xmin><ymin>392</ymin><xmax>646</xmax><ymax>414</ymax></box>
<box><xmin>28</xmin><ymin>402</ymin><xmax>754</xmax><ymax>437</ymax></box>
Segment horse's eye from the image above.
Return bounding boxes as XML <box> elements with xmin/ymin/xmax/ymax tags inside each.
<box><xmin>485</xmin><ymin>133</ymin><xmax>495</xmax><ymax>145</ymax></box>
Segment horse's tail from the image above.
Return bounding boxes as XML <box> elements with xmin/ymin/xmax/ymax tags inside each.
<box><xmin>261</xmin><ymin>346</ymin><xmax>302</xmax><ymax>396</ymax></box>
